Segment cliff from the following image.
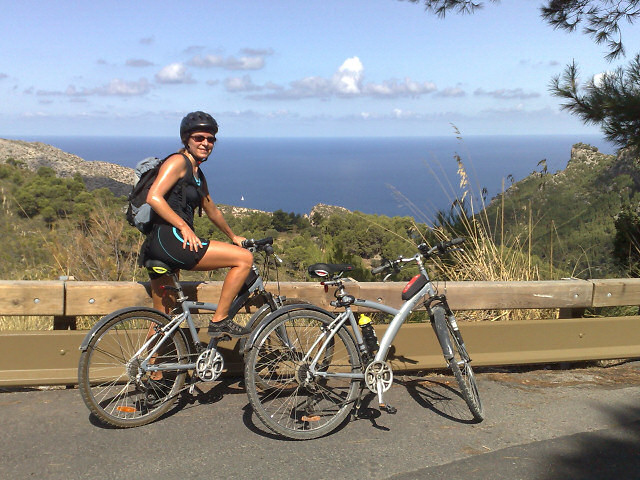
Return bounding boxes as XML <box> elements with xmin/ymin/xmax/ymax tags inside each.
<box><xmin>484</xmin><ymin>143</ymin><xmax>639</xmax><ymax>276</ymax></box>
<box><xmin>0</xmin><ymin>138</ymin><xmax>136</xmax><ymax>197</ymax></box>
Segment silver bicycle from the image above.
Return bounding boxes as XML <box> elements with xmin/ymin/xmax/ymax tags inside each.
<box><xmin>78</xmin><ymin>237</ymin><xmax>300</xmax><ymax>428</ymax></box>
<box><xmin>243</xmin><ymin>238</ymin><xmax>484</xmax><ymax>440</ymax></box>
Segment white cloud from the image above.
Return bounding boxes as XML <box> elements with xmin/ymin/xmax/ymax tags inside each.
<box><xmin>334</xmin><ymin>57</ymin><xmax>363</xmax><ymax>95</ymax></box>
<box><xmin>126</xmin><ymin>58</ymin><xmax>154</xmax><ymax>67</ymax></box>
<box><xmin>36</xmin><ymin>78</ymin><xmax>151</xmax><ymax>97</ymax></box>
<box><xmin>364</xmin><ymin>78</ymin><xmax>437</xmax><ymax>98</ymax></box>
<box><xmin>155</xmin><ymin>63</ymin><xmax>194</xmax><ymax>84</ymax></box>
<box><xmin>224</xmin><ymin>75</ymin><xmax>262</xmax><ymax>92</ymax></box>
<box><xmin>241</xmin><ymin>48</ymin><xmax>274</xmax><ymax>56</ymax></box>
<box><xmin>436</xmin><ymin>87</ymin><xmax>466</xmax><ymax>98</ymax></box>
<box><xmin>188</xmin><ymin>54</ymin><xmax>224</xmax><ymax>68</ymax></box>
<box><xmin>474</xmin><ymin>88</ymin><xmax>540</xmax><ymax>100</ymax></box>
<box><xmin>393</xmin><ymin>108</ymin><xmax>413</xmax><ymax>119</ymax></box>
<box><xmin>99</xmin><ymin>78</ymin><xmax>151</xmax><ymax>95</ymax></box>
<box><xmin>188</xmin><ymin>54</ymin><xmax>266</xmax><ymax>70</ymax></box>
<box><xmin>242</xmin><ymin>57</ymin><xmax>438</xmax><ymax>100</ymax></box>
<box><xmin>592</xmin><ymin>71</ymin><xmax>614</xmax><ymax>88</ymax></box>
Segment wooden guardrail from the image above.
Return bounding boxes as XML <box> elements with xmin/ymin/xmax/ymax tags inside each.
<box><xmin>1</xmin><ymin>278</ymin><xmax>640</xmax><ymax>386</ymax></box>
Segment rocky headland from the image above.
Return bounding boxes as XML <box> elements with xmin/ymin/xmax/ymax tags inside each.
<box><xmin>0</xmin><ymin>138</ymin><xmax>351</xmax><ymax>217</ymax></box>
<box><xmin>0</xmin><ymin>138</ymin><xmax>135</xmax><ymax>197</ymax></box>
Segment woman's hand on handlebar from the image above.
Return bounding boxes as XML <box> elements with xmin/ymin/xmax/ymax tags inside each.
<box><xmin>231</xmin><ymin>235</ymin><xmax>247</xmax><ymax>247</ymax></box>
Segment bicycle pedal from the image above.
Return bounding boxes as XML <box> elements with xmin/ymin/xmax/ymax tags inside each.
<box><xmin>379</xmin><ymin>403</ymin><xmax>397</xmax><ymax>415</ymax></box>
<box><xmin>207</xmin><ymin>334</ymin><xmax>230</xmax><ymax>344</ymax></box>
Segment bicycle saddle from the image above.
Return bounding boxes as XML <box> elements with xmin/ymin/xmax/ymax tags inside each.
<box><xmin>308</xmin><ymin>263</ymin><xmax>354</xmax><ymax>278</ymax></box>
<box><xmin>144</xmin><ymin>259</ymin><xmax>177</xmax><ymax>279</ymax></box>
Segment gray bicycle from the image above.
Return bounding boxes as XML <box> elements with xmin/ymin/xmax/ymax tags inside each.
<box><xmin>243</xmin><ymin>238</ymin><xmax>484</xmax><ymax>440</ymax></box>
<box><xmin>78</xmin><ymin>237</ymin><xmax>301</xmax><ymax>428</ymax></box>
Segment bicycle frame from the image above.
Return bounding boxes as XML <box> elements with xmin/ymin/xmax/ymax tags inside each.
<box><xmin>306</xmin><ymin>254</ymin><xmax>447</xmax><ymax>380</ymax></box>
<box><xmin>141</xmin><ymin>265</ymin><xmax>274</xmax><ymax>374</ymax></box>
<box><xmin>79</xmin><ymin>261</ymin><xmax>279</xmax><ymax>375</ymax></box>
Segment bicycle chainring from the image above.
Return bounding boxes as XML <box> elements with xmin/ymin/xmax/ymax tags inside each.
<box><xmin>196</xmin><ymin>348</ymin><xmax>224</xmax><ymax>382</ymax></box>
<box><xmin>364</xmin><ymin>360</ymin><xmax>393</xmax><ymax>393</ymax></box>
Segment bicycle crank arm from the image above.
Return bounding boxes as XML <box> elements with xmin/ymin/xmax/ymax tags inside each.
<box><xmin>146</xmin><ymin>362</ymin><xmax>196</xmax><ymax>372</ymax></box>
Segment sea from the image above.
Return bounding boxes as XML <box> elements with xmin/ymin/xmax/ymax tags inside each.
<box><xmin>9</xmin><ymin>135</ymin><xmax>616</xmax><ymax>221</ymax></box>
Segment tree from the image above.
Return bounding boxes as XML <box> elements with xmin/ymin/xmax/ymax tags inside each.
<box><xmin>550</xmin><ymin>56</ymin><xmax>640</xmax><ymax>150</ymax></box>
<box><xmin>406</xmin><ymin>0</ymin><xmax>638</xmax><ymax>59</ymax></box>
<box><xmin>613</xmin><ymin>203</ymin><xmax>640</xmax><ymax>274</ymax></box>
<box><xmin>405</xmin><ymin>0</ymin><xmax>640</xmax><ymax>150</ymax></box>
<box><xmin>540</xmin><ymin>0</ymin><xmax>640</xmax><ymax>61</ymax></box>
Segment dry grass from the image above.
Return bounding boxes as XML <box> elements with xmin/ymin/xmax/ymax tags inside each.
<box><xmin>387</xmin><ymin>133</ymin><xmax>561</xmax><ymax>322</ymax></box>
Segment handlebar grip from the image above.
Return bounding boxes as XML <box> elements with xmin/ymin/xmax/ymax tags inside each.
<box><xmin>372</xmin><ymin>262</ymin><xmax>390</xmax><ymax>275</ymax></box>
<box><xmin>438</xmin><ymin>237</ymin><xmax>465</xmax><ymax>252</ymax></box>
<box><xmin>255</xmin><ymin>237</ymin><xmax>273</xmax><ymax>246</ymax></box>
<box><xmin>242</xmin><ymin>237</ymin><xmax>274</xmax><ymax>249</ymax></box>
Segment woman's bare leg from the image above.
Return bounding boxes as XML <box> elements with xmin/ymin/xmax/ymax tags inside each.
<box><xmin>150</xmin><ymin>272</ymin><xmax>179</xmax><ymax>314</ymax></box>
<box><xmin>147</xmin><ymin>272</ymin><xmax>179</xmax><ymax>380</ymax></box>
<box><xmin>192</xmin><ymin>240</ymin><xmax>253</xmax><ymax>322</ymax></box>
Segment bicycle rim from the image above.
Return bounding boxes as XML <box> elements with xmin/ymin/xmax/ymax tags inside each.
<box><xmin>78</xmin><ymin>310</ymin><xmax>187</xmax><ymax>428</ymax></box>
<box><xmin>447</xmin><ymin>323</ymin><xmax>484</xmax><ymax>421</ymax></box>
<box><xmin>245</xmin><ymin>309</ymin><xmax>361</xmax><ymax>440</ymax></box>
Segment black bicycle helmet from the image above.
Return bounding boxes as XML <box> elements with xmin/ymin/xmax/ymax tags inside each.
<box><xmin>180</xmin><ymin>111</ymin><xmax>219</xmax><ymax>145</ymax></box>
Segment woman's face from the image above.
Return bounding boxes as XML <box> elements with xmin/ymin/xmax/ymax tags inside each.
<box><xmin>186</xmin><ymin>130</ymin><xmax>216</xmax><ymax>162</ymax></box>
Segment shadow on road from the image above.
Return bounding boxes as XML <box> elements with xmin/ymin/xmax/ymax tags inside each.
<box><xmin>539</xmin><ymin>405</ymin><xmax>640</xmax><ymax>479</ymax></box>
<box><xmin>395</xmin><ymin>375</ymin><xmax>482</xmax><ymax>424</ymax></box>
<box><xmin>85</xmin><ymin>377</ymin><xmax>246</xmax><ymax>429</ymax></box>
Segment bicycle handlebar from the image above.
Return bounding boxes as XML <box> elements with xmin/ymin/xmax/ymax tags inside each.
<box><xmin>371</xmin><ymin>237</ymin><xmax>465</xmax><ymax>275</ymax></box>
<box><xmin>242</xmin><ymin>237</ymin><xmax>274</xmax><ymax>254</ymax></box>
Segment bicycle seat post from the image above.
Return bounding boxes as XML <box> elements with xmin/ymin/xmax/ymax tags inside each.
<box><xmin>169</xmin><ymin>273</ymin><xmax>187</xmax><ymax>304</ymax></box>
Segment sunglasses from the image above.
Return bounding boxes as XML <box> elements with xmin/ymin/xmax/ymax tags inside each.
<box><xmin>190</xmin><ymin>134</ymin><xmax>216</xmax><ymax>144</ymax></box>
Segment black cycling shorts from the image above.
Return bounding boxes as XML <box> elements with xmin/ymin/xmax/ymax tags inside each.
<box><xmin>142</xmin><ymin>224</ymin><xmax>210</xmax><ymax>271</ymax></box>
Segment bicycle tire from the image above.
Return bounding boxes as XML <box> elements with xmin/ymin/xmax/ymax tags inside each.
<box><xmin>78</xmin><ymin>309</ymin><xmax>188</xmax><ymax>428</ymax></box>
<box><xmin>245</xmin><ymin>309</ymin><xmax>361</xmax><ymax>440</ymax></box>
<box><xmin>445</xmin><ymin>319</ymin><xmax>484</xmax><ymax>421</ymax></box>
<box><xmin>237</xmin><ymin>297</ymin><xmax>310</xmax><ymax>355</ymax></box>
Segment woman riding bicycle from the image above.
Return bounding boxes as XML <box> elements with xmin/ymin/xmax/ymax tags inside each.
<box><xmin>139</xmin><ymin>111</ymin><xmax>253</xmax><ymax>338</ymax></box>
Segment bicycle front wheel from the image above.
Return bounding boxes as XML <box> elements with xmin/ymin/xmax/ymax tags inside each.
<box><xmin>245</xmin><ymin>309</ymin><xmax>361</xmax><ymax>440</ymax></box>
<box><xmin>446</xmin><ymin>320</ymin><xmax>484</xmax><ymax>421</ymax></box>
<box><xmin>78</xmin><ymin>309</ymin><xmax>188</xmax><ymax>428</ymax></box>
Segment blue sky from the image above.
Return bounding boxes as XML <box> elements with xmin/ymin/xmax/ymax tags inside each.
<box><xmin>1</xmin><ymin>0</ymin><xmax>638</xmax><ymax>138</ymax></box>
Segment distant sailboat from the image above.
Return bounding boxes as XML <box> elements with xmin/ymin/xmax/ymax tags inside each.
<box><xmin>241</xmin><ymin>195</ymin><xmax>244</xmax><ymax>201</ymax></box>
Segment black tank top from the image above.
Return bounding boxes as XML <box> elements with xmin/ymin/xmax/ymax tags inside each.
<box><xmin>159</xmin><ymin>153</ymin><xmax>204</xmax><ymax>229</ymax></box>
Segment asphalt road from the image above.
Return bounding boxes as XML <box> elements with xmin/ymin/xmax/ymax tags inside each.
<box><xmin>2</xmin><ymin>361</ymin><xmax>640</xmax><ymax>480</ymax></box>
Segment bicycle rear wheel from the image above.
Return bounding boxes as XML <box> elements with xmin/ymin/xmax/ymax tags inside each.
<box><xmin>78</xmin><ymin>309</ymin><xmax>188</xmax><ymax>428</ymax></box>
<box><xmin>245</xmin><ymin>309</ymin><xmax>361</xmax><ymax>440</ymax></box>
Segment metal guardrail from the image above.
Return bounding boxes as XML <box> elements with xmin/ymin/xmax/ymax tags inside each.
<box><xmin>1</xmin><ymin>278</ymin><xmax>639</xmax><ymax>386</ymax></box>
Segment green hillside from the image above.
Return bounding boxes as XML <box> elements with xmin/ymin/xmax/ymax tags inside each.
<box><xmin>0</xmin><ymin>158</ymin><xmax>429</xmax><ymax>282</ymax></box>
<box><xmin>482</xmin><ymin>144</ymin><xmax>640</xmax><ymax>278</ymax></box>
<box><xmin>2</xmin><ymin>141</ymin><xmax>638</xmax><ymax>283</ymax></box>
